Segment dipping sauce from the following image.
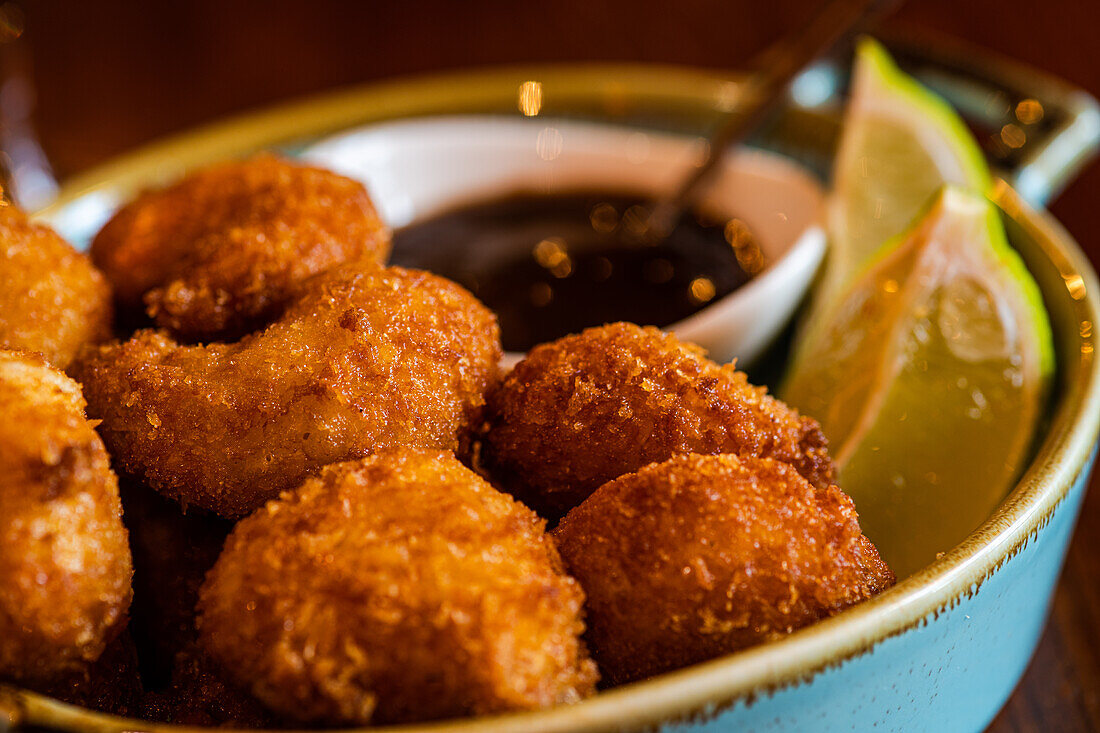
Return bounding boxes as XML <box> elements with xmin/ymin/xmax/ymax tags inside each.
<box><xmin>392</xmin><ymin>192</ymin><xmax>764</xmax><ymax>352</ymax></box>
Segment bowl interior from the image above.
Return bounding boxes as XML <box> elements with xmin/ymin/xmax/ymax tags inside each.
<box><xmin>19</xmin><ymin>64</ymin><xmax>1100</xmax><ymax>733</ymax></box>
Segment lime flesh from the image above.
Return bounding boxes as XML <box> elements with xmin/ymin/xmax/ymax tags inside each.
<box><xmin>808</xmin><ymin>39</ymin><xmax>992</xmax><ymax>335</ymax></box>
<box><xmin>783</xmin><ymin>187</ymin><xmax>1053</xmax><ymax>577</ymax></box>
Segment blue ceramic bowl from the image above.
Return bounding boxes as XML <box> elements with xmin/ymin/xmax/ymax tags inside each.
<box><xmin>3</xmin><ymin>55</ymin><xmax>1099</xmax><ymax>733</ymax></box>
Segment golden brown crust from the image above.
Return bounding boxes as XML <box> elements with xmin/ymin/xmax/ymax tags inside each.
<box><xmin>90</xmin><ymin>154</ymin><xmax>391</xmax><ymax>340</ymax></box>
<box><xmin>0</xmin><ymin>350</ymin><xmax>133</xmax><ymax>685</ymax></box>
<box><xmin>72</xmin><ymin>263</ymin><xmax>502</xmax><ymax>518</ymax></box>
<box><xmin>481</xmin><ymin>322</ymin><xmax>835</xmax><ymax>519</ymax></box>
<box><xmin>198</xmin><ymin>448</ymin><xmax>598</xmax><ymax>726</ymax></box>
<box><xmin>0</xmin><ymin>204</ymin><xmax>113</xmax><ymax>368</ymax></box>
<box><xmin>552</xmin><ymin>453</ymin><xmax>895</xmax><ymax>684</ymax></box>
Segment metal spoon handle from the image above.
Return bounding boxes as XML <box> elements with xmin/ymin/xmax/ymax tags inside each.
<box><xmin>647</xmin><ymin>0</ymin><xmax>900</xmax><ymax>235</ymax></box>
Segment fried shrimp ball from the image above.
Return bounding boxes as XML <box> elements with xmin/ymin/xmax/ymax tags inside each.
<box><xmin>0</xmin><ymin>350</ymin><xmax>132</xmax><ymax>685</ymax></box>
<box><xmin>552</xmin><ymin>453</ymin><xmax>895</xmax><ymax>684</ymax></box>
<box><xmin>198</xmin><ymin>448</ymin><xmax>598</xmax><ymax>726</ymax></box>
<box><xmin>481</xmin><ymin>322</ymin><xmax>834</xmax><ymax>519</ymax></box>
<box><xmin>90</xmin><ymin>154</ymin><xmax>391</xmax><ymax>340</ymax></box>
<box><xmin>0</xmin><ymin>203</ymin><xmax>112</xmax><ymax>368</ymax></box>
<box><xmin>73</xmin><ymin>264</ymin><xmax>501</xmax><ymax>518</ymax></box>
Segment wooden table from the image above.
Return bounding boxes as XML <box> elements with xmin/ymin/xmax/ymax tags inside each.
<box><xmin>20</xmin><ymin>1</ymin><xmax>1100</xmax><ymax>729</ymax></box>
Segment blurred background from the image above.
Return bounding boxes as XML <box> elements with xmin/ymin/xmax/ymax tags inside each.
<box><xmin>10</xmin><ymin>1</ymin><xmax>1100</xmax><ymax>730</ymax></box>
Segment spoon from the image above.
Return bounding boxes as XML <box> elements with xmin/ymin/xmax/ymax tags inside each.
<box><xmin>643</xmin><ymin>0</ymin><xmax>903</xmax><ymax>240</ymax></box>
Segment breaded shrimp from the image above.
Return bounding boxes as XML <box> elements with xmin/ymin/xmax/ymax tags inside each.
<box><xmin>0</xmin><ymin>350</ymin><xmax>132</xmax><ymax>685</ymax></box>
<box><xmin>198</xmin><ymin>448</ymin><xmax>598</xmax><ymax>726</ymax></box>
<box><xmin>73</xmin><ymin>264</ymin><xmax>501</xmax><ymax>518</ymax></box>
<box><xmin>481</xmin><ymin>322</ymin><xmax>834</xmax><ymax>519</ymax></box>
<box><xmin>0</xmin><ymin>204</ymin><xmax>113</xmax><ymax>368</ymax></box>
<box><xmin>90</xmin><ymin>154</ymin><xmax>390</xmax><ymax>340</ymax></box>
<box><xmin>553</xmin><ymin>453</ymin><xmax>895</xmax><ymax>684</ymax></box>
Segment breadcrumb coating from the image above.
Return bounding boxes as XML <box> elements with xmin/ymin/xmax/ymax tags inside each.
<box><xmin>198</xmin><ymin>448</ymin><xmax>598</xmax><ymax>726</ymax></box>
<box><xmin>553</xmin><ymin>453</ymin><xmax>895</xmax><ymax>684</ymax></box>
<box><xmin>0</xmin><ymin>350</ymin><xmax>132</xmax><ymax>685</ymax></box>
<box><xmin>73</xmin><ymin>264</ymin><xmax>502</xmax><ymax>518</ymax></box>
<box><xmin>481</xmin><ymin>322</ymin><xmax>834</xmax><ymax>519</ymax></box>
<box><xmin>0</xmin><ymin>204</ymin><xmax>113</xmax><ymax>368</ymax></box>
<box><xmin>90</xmin><ymin>154</ymin><xmax>390</xmax><ymax>340</ymax></box>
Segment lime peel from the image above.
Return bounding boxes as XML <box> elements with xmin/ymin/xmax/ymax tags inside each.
<box><xmin>813</xmin><ymin>37</ymin><xmax>994</xmax><ymax>325</ymax></box>
<box><xmin>783</xmin><ymin>186</ymin><xmax>1054</xmax><ymax>577</ymax></box>
<box><xmin>850</xmin><ymin>38</ymin><xmax>992</xmax><ymax>195</ymax></box>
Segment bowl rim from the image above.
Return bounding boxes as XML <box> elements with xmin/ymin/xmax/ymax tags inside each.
<box><xmin>16</xmin><ymin>63</ymin><xmax>1100</xmax><ymax>733</ymax></box>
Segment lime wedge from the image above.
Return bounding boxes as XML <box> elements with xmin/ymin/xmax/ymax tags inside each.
<box><xmin>814</xmin><ymin>38</ymin><xmax>992</xmax><ymax>321</ymax></box>
<box><xmin>782</xmin><ymin>186</ymin><xmax>1053</xmax><ymax>577</ymax></box>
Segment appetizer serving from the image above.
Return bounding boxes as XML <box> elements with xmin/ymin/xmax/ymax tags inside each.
<box><xmin>0</xmin><ymin>37</ymin><xmax>1094</xmax><ymax>733</ymax></box>
<box><xmin>0</xmin><ymin>143</ymin><xmax>896</xmax><ymax>724</ymax></box>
